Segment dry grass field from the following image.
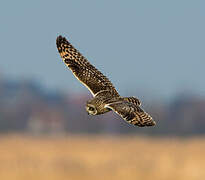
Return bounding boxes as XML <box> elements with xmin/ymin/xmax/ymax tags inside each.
<box><xmin>0</xmin><ymin>135</ymin><xmax>204</xmax><ymax>180</ymax></box>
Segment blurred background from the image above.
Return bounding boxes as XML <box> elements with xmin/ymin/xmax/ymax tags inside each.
<box><xmin>0</xmin><ymin>0</ymin><xmax>205</xmax><ymax>179</ymax></box>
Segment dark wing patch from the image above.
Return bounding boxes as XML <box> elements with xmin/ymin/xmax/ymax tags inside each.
<box><xmin>56</xmin><ymin>35</ymin><xmax>119</xmax><ymax>97</ymax></box>
<box><xmin>105</xmin><ymin>101</ymin><xmax>155</xmax><ymax>127</ymax></box>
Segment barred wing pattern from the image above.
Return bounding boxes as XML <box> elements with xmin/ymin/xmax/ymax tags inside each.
<box><xmin>123</xmin><ymin>97</ymin><xmax>141</xmax><ymax>106</ymax></box>
<box><xmin>105</xmin><ymin>101</ymin><xmax>155</xmax><ymax>127</ymax></box>
<box><xmin>56</xmin><ymin>36</ymin><xmax>119</xmax><ymax>97</ymax></box>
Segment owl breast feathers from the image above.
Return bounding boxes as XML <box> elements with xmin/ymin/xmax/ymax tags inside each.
<box><xmin>56</xmin><ymin>35</ymin><xmax>156</xmax><ymax>127</ymax></box>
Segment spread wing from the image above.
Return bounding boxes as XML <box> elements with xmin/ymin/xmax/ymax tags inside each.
<box><xmin>105</xmin><ymin>101</ymin><xmax>155</xmax><ymax>127</ymax></box>
<box><xmin>56</xmin><ymin>35</ymin><xmax>119</xmax><ymax>97</ymax></box>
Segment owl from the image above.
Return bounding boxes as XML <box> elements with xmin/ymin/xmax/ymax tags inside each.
<box><xmin>56</xmin><ymin>35</ymin><xmax>156</xmax><ymax>127</ymax></box>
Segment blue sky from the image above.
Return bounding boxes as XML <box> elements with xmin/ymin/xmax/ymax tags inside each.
<box><xmin>0</xmin><ymin>0</ymin><xmax>204</xmax><ymax>100</ymax></box>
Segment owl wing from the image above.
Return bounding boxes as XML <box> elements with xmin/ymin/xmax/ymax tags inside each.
<box><xmin>105</xmin><ymin>101</ymin><xmax>156</xmax><ymax>127</ymax></box>
<box><xmin>56</xmin><ymin>35</ymin><xmax>119</xmax><ymax>97</ymax></box>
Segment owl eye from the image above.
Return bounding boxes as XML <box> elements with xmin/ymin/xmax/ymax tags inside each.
<box><xmin>88</xmin><ymin>106</ymin><xmax>95</xmax><ymax>111</ymax></box>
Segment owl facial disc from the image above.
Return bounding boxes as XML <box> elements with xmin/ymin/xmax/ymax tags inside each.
<box><xmin>86</xmin><ymin>104</ymin><xmax>97</xmax><ymax>115</ymax></box>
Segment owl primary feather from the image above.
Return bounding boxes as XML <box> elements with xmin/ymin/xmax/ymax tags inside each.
<box><xmin>56</xmin><ymin>35</ymin><xmax>156</xmax><ymax>127</ymax></box>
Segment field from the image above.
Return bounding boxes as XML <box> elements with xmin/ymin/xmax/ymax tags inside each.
<box><xmin>0</xmin><ymin>135</ymin><xmax>204</xmax><ymax>180</ymax></box>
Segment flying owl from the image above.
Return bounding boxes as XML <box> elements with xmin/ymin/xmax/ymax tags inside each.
<box><xmin>56</xmin><ymin>35</ymin><xmax>156</xmax><ymax>127</ymax></box>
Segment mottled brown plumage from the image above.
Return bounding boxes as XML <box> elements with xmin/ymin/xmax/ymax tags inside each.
<box><xmin>56</xmin><ymin>35</ymin><xmax>156</xmax><ymax>127</ymax></box>
<box><xmin>56</xmin><ymin>36</ymin><xmax>119</xmax><ymax>97</ymax></box>
<box><xmin>105</xmin><ymin>101</ymin><xmax>154</xmax><ymax>127</ymax></box>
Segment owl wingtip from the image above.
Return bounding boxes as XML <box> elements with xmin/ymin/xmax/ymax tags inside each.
<box><xmin>56</xmin><ymin>35</ymin><xmax>62</xmax><ymax>41</ymax></box>
<box><xmin>56</xmin><ymin>35</ymin><xmax>69</xmax><ymax>46</ymax></box>
<box><xmin>148</xmin><ymin>119</ymin><xmax>156</xmax><ymax>126</ymax></box>
<box><xmin>152</xmin><ymin>120</ymin><xmax>156</xmax><ymax>126</ymax></box>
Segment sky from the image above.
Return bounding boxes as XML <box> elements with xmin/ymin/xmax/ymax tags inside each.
<box><xmin>0</xmin><ymin>0</ymin><xmax>204</xmax><ymax>100</ymax></box>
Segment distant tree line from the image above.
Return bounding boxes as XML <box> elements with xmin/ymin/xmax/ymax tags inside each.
<box><xmin>0</xmin><ymin>78</ymin><xmax>205</xmax><ymax>136</ymax></box>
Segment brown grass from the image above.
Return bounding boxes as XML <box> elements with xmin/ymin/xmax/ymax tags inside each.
<box><xmin>0</xmin><ymin>135</ymin><xmax>204</xmax><ymax>180</ymax></box>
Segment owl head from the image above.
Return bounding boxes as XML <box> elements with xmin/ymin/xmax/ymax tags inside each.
<box><xmin>86</xmin><ymin>104</ymin><xmax>98</xmax><ymax>115</ymax></box>
<box><xmin>86</xmin><ymin>97</ymin><xmax>111</xmax><ymax>115</ymax></box>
